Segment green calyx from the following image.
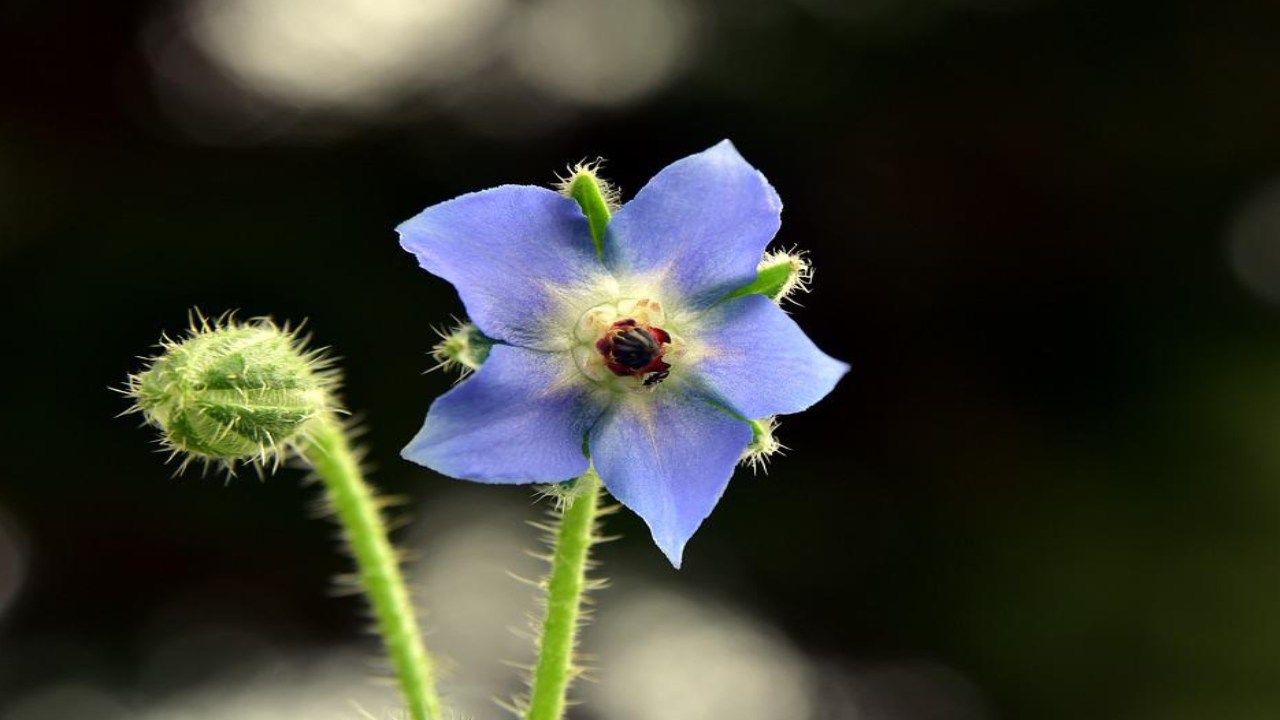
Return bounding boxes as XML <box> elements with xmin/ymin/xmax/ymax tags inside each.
<box><xmin>556</xmin><ymin>160</ymin><xmax>617</xmax><ymax>255</ymax></box>
<box><xmin>431</xmin><ymin>321</ymin><xmax>493</xmax><ymax>376</ymax></box>
<box><xmin>726</xmin><ymin>250</ymin><xmax>812</xmax><ymax>304</ymax></box>
<box><xmin>742</xmin><ymin>417</ymin><xmax>784</xmax><ymax>472</ymax></box>
<box><xmin>126</xmin><ymin>314</ymin><xmax>337</xmax><ymax>469</ymax></box>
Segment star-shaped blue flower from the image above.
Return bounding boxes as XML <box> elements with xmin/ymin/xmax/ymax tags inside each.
<box><xmin>398</xmin><ymin>141</ymin><xmax>848</xmax><ymax>567</ymax></box>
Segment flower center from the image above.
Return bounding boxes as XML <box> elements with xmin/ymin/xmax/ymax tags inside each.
<box><xmin>596</xmin><ymin>319</ymin><xmax>671</xmax><ymax>386</ymax></box>
<box><xmin>572</xmin><ymin>297</ymin><xmax>677</xmax><ymax>389</ymax></box>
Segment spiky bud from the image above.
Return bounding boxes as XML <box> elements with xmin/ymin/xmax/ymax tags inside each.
<box><xmin>124</xmin><ymin>314</ymin><xmax>338</xmax><ymax>471</ymax></box>
<box><xmin>741</xmin><ymin>417</ymin><xmax>785</xmax><ymax>472</ymax></box>
<box><xmin>430</xmin><ymin>320</ymin><xmax>493</xmax><ymax>377</ymax></box>
<box><xmin>728</xmin><ymin>249</ymin><xmax>813</xmax><ymax>306</ymax></box>
<box><xmin>758</xmin><ymin>249</ymin><xmax>812</xmax><ymax>304</ymax></box>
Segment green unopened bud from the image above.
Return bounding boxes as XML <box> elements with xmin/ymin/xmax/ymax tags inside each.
<box><xmin>727</xmin><ymin>249</ymin><xmax>813</xmax><ymax>305</ymax></box>
<box><xmin>555</xmin><ymin>159</ymin><xmax>619</xmax><ymax>254</ymax></box>
<box><xmin>124</xmin><ymin>314</ymin><xmax>338</xmax><ymax>471</ymax></box>
<box><xmin>741</xmin><ymin>417</ymin><xmax>785</xmax><ymax>472</ymax></box>
<box><xmin>430</xmin><ymin>321</ymin><xmax>493</xmax><ymax>377</ymax></box>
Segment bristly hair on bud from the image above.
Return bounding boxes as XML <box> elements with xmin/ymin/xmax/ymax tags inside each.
<box><xmin>741</xmin><ymin>417</ymin><xmax>786</xmax><ymax>473</ymax></box>
<box><xmin>724</xmin><ymin>247</ymin><xmax>813</xmax><ymax>307</ymax></box>
<box><xmin>121</xmin><ymin>310</ymin><xmax>340</xmax><ymax>475</ymax></box>
<box><xmin>429</xmin><ymin>319</ymin><xmax>493</xmax><ymax>380</ymax></box>
<box><xmin>757</xmin><ymin>248</ymin><xmax>813</xmax><ymax>306</ymax></box>
<box><xmin>555</xmin><ymin>158</ymin><xmax>619</xmax><ymax>257</ymax></box>
<box><xmin>757</xmin><ymin>248</ymin><xmax>808</xmax><ymax>303</ymax></box>
<box><xmin>554</xmin><ymin>158</ymin><xmax>621</xmax><ymax>211</ymax></box>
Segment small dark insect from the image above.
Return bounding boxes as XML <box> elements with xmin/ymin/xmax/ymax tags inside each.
<box><xmin>642</xmin><ymin>369</ymin><xmax>670</xmax><ymax>386</ymax></box>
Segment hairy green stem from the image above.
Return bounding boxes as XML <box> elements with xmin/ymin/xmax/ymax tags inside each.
<box><xmin>526</xmin><ymin>472</ymin><xmax>603</xmax><ymax>720</ymax></box>
<box><xmin>303</xmin><ymin>415</ymin><xmax>442</xmax><ymax>720</ymax></box>
<box><xmin>522</xmin><ymin>166</ymin><xmax>610</xmax><ymax>720</ymax></box>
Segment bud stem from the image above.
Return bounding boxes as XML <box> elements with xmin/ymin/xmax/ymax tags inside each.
<box><xmin>303</xmin><ymin>415</ymin><xmax>443</xmax><ymax>720</ymax></box>
<box><xmin>526</xmin><ymin>470</ymin><xmax>603</xmax><ymax>720</ymax></box>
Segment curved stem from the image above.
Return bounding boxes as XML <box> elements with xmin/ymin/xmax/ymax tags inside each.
<box><xmin>303</xmin><ymin>415</ymin><xmax>443</xmax><ymax>720</ymax></box>
<box><xmin>526</xmin><ymin>471</ymin><xmax>603</xmax><ymax>720</ymax></box>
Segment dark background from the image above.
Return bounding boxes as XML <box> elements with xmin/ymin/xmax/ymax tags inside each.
<box><xmin>2</xmin><ymin>0</ymin><xmax>1278</xmax><ymax>718</ymax></box>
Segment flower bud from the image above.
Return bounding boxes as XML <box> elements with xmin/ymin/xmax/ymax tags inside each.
<box><xmin>741</xmin><ymin>417</ymin><xmax>785</xmax><ymax>472</ymax></box>
<box><xmin>555</xmin><ymin>159</ymin><xmax>619</xmax><ymax>254</ymax></box>
<box><xmin>430</xmin><ymin>321</ymin><xmax>493</xmax><ymax>377</ymax></box>
<box><xmin>727</xmin><ymin>249</ymin><xmax>812</xmax><ymax>306</ymax></box>
<box><xmin>125</xmin><ymin>314</ymin><xmax>337</xmax><ymax>470</ymax></box>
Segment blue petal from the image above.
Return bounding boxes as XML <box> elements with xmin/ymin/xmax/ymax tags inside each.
<box><xmin>589</xmin><ymin>388</ymin><xmax>753</xmax><ymax>567</ymax></box>
<box><xmin>605</xmin><ymin>140</ymin><xmax>782</xmax><ymax>309</ymax></box>
<box><xmin>692</xmin><ymin>294</ymin><xmax>848</xmax><ymax>418</ymax></box>
<box><xmin>402</xmin><ymin>346</ymin><xmax>606</xmax><ymax>483</ymax></box>
<box><xmin>398</xmin><ymin>185</ymin><xmax>607</xmax><ymax>350</ymax></box>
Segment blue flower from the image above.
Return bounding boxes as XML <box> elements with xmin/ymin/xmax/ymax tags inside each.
<box><xmin>398</xmin><ymin>141</ymin><xmax>848</xmax><ymax>567</ymax></box>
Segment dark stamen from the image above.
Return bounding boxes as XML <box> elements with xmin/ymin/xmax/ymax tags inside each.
<box><xmin>611</xmin><ymin>327</ymin><xmax>659</xmax><ymax>369</ymax></box>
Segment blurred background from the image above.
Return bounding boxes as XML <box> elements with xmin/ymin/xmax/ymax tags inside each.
<box><xmin>1</xmin><ymin>0</ymin><xmax>1278</xmax><ymax>717</ymax></box>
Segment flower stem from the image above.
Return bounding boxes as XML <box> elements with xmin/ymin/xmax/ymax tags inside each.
<box><xmin>526</xmin><ymin>471</ymin><xmax>603</xmax><ymax>720</ymax></box>
<box><xmin>303</xmin><ymin>415</ymin><xmax>443</xmax><ymax>720</ymax></box>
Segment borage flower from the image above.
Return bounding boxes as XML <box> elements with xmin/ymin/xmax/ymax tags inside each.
<box><xmin>398</xmin><ymin>141</ymin><xmax>847</xmax><ymax>567</ymax></box>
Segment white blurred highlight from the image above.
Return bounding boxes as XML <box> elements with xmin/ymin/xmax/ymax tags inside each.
<box><xmin>1228</xmin><ymin>178</ymin><xmax>1280</xmax><ymax>304</ymax></box>
<box><xmin>147</xmin><ymin>0</ymin><xmax>697</xmax><ymax>139</ymax></box>
<box><xmin>587</xmin><ymin>589</ymin><xmax>814</xmax><ymax>720</ymax></box>
<box><xmin>509</xmin><ymin>0</ymin><xmax>695</xmax><ymax>106</ymax></box>
<box><xmin>134</xmin><ymin>650</ymin><xmax>395</xmax><ymax>720</ymax></box>
<box><xmin>186</xmin><ymin>0</ymin><xmax>509</xmax><ymax>112</ymax></box>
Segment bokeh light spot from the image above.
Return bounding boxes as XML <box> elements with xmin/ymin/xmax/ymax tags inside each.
<box><xmin>187</xmin><ymin>0</ymin><xmax>509</xmax><ymax>111</ymax></box>
<box><xmin>510</xmin><ymin>0</ymin><xmax>694</xmax><ymax>106</ymax></box>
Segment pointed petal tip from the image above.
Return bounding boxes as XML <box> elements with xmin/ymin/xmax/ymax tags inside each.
<box><xmin>399</xmin><ymin>440</ymin><xmax>442</xmax><ymax>473</ymax></box>
<box><xmin>708</xmin><ymin>137</ymin><xmax>740</xmax><ymax>155</ymax></box>
<box><xmin>833</xmin><ymin>355</ymin><xmax>853</xmax><ymax>378</ymax></box>
<box><xmin>655</xmin><ymin>532</ymin><xmax>687</xmax><ymax>569</ymax></box>
<box><xmin>399</xmin><ymin>436</ymin><xmax>452</xmax><ymax>477</ymax></box>
<box><xmin>700</xmin><ymin>138</ymin><xmax>762</xmax><ymax>176</ymax></box>
<box><xmin>700</xmin><ymin>139</ymin><xmax>781</xmax><ymax>213</ymax></box>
